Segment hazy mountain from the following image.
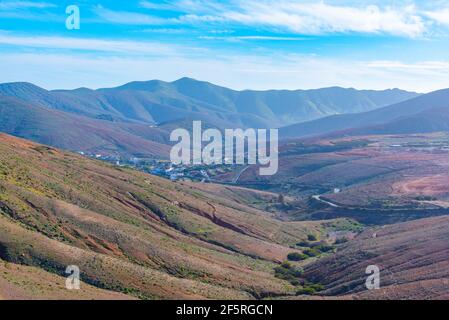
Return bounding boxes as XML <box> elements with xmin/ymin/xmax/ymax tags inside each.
<box><xmin>281</xmin><ymin>88</ymin><xmax>449</xmax><ymax>138</ymax></box>
<box><xmin>0</xmin><ymin>78</ymin><xmax>419</xmax><ymax>129</ymax></box>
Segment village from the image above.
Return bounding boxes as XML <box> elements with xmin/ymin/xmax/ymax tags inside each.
<box><xmin>79</xmin><ymin>151</ymin><xmax>241</xmax><ymax>182</ymax></box>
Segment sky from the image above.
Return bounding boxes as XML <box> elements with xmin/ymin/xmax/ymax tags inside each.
<box><xmin>2</xmin><ymin>1</ymin><xmax>449</xmax><ymax>92</ymax></box>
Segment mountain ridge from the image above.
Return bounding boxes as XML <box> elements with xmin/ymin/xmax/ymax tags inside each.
<box><xmin>0</xmin><ymin>78</ymin><xmax>420</xmax><ymax>129</ymax></box>
<box><xmin>280</xmin><ymin>88</ymin><xmax>449</xmax><ymax>139</ymax></box>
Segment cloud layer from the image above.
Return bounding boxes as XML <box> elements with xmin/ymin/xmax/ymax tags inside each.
<box><xmin>2</xmin><ymin>1</ymin><xmax>449</xmax><ymax>91</ymax></box>
<box><xmin>103</xmin><ymin>0</ymin><xmax>449</xmax><ymax>38</ymax></box>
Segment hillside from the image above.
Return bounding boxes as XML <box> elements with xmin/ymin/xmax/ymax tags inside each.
<box><xmin>0</xmin><ymin>79</ymin><xmax>419</xmax><ymax>129</ymax></box>
<box><xmin>0</xmin><ymin>133</ymin><xmax>348</xmax><ymax>299</ymax></box>
<box><xmin>302</xmin><ymin>214</ymin><xmax>449</xmax><ymax>299</ymax></box>
<box><xmin>0</xmin><ymin>260</ymin><xmax>134</xmax><ymax>300</ymax></box>
<box><xmin>280</xmin><ymin>89</ymin><xmax>449</xmax><ymax>139</ymax></box>
<box><xmin>223</xmin><ymin>133</ymin><xmax>449</xmax><ymax>225</ymax></box>
<box><xmin>0</xmin><ymin>95</ymin><xmax>170</xmax><ymax>158</ymax></box>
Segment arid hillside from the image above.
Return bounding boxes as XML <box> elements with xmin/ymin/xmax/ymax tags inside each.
<box><xmin>0</xmin><ymin>95</ymin><xmax>170</xmax><ymax>158</ymax></box>
<box><xmin>302</xmin><ymin>214</ymin><xmax>449</xmax><ymax>300</ymax></box>
<box><xmin>0</xmin><ymin>133</ymin><xmax>347</xmax><ymax>299</ymax></box>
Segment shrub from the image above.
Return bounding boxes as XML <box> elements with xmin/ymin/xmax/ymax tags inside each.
<box><xmin>274</xmin><ymin>266</ymin><xmax>290</xmax><ymax>279</ymax></box>
<box><xmin>290</xmin><ymin>279</ymin><xmax>301</xmax><ymax>286</ymax></box>
<box><xmin>307</xmin><ymin>234</ymin><xmax>317</xmax><ymax>241</ymax></box>
<box><xmin>316</xmin><ymin>245</ymin><xmax>334</xmax><ymax>253</ymax></box>
<box><xmin>296</xmin><ymin>287</ymin><xmax>316</xmax><ymax>295</ymax></box>
<box><xmin>297</xmin><ymin>241</ymin><xmax>311</xmax><ymax>247</ymax></box>
<box><xmin>303</xmin><ymin>248</ymin><xmax>320</xmax><ymax>257</ymax></box>
<box><xmin>274</xmin><ymin>262</ymin><xmax>304</xmax><ymax>284</ymax></box>
<box><xmin>415</xmin><ymin>195</ymin><xmax>437</xmax><ymax>201</ymax></box>
<box><xmin>287</xmin><ymin>252</ymin><xmax>308</xmax><ymax>261</ymax></box>
<box><xmin>308</xmin><ymin>283</ymin><xmax>325</xmax><ymax>291</ymax></box>
<box><xmin>296</xmin><ymin>283</ymin><xmax>325</xmax><ymax>295</ymax></box>
<box><xmin>335</xmin><ymin>237</ymin><xmax>348</xmax><ymax>245</ymax></box>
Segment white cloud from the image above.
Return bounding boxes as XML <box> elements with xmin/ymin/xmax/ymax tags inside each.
<box><xmin>0</xmin><ymin>1</ymin><xmax>55</xmax><ymax>10</ymax></box>
<box><xmin>199</xmin><ymin>35</ymin><xmax>307</xmax><ymax>41</ymax></box>
<box><xmin>366</xmin><ymin>60</ymin><xmax>449</xmax><ymax>70</ymax></box>
<box><xmin>217</xmin><ymin>1</ymin><xmax>425</xmax><ymax>37</ymax></box>
<box><xmin>1</xmin><ymin>43</ymin><xmax>449</xmax><ymax>93</ymax></box>
<box><xmin>93</xmin><ymin>5</ymin><xmax>174</xmax><ymax>25</ymax></box>
<box><xmin>425</xmin><ymin>8</ymin><xmax>449</xmax><ymax>26</ymax></box>
<box><xmin>0</xmin><ymin>33</ymin><xmax>184</xmax><ymax>56</ymax></box>
<box><xmin>93</xmin><ymin>1</ymin><xmax>428</xmax><ymax>37</ymax></box>
<box><xmin>139</xmin><ymin>1</ymin><xmax>178</xmax><ymax>11</ymax></box>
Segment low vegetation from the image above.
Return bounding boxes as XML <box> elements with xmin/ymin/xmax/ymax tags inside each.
<box><xmin>273</xmin><ymin>262</ymin><xmax>303</xmax><ymax>285</ymax></box>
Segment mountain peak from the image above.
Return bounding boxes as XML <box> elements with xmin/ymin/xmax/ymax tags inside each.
<box><xmin>110</xmin><ymin>79</ymin><xmax>170</xmax><ymax>91</ymax></box>
<box><xmin>172</xmin><ymin>77</ymin><xmax>203</xmax><ymax>84</ymax></box>
<box><xmin>0</xmin><ymin>81</ymin><xmax>47</xmax><ymax>91</ymax></box>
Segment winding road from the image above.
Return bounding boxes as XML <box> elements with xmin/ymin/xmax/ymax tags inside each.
<box><xmin>311</xmin><ymin>195</ymin><xmax>341</xmax><ymax>208</ymax></box>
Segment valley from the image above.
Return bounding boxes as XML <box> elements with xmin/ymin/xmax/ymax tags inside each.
<box><xmin>1</xmin><ymin>130</ymin><xmax>449</xmax><ymax>300</ymax></box>
<box><xmin>0</xmin><ymin>133</ymin><xmax>357</xmax><ymax>299</ymax></box>
<box><xmin>218</xmin><ymin>133</ymin><xmax>449</xmax><ymax>224</ymax></box>
<box><xmin>4</xmin><ymin>0</ymin><xmax>449</xmax><ymax>304</ymax></box>
<box><xmin>1</xmin><ymin>79</ymin><xmax>449</xmax><ymax>300</ymax></box>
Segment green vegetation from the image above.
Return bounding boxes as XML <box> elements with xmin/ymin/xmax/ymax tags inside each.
<box><xmin>315</xmin><ymin>244</ymin><xmax>334</xmax><ymax>253</ymax></box>
<box><xmin>283</xmin><ymin>140</ymin><xmax>370</xmax><ymax>157</ymax></box>
<box><xmin>415</xmin><ymin>195</ymin><xmax>437</xmax><ymax>201</ymax></box>
<box><xmin>274</xmin><ymin>262</ymin><xmax>303</xmax><ymax>285</ymax></box>
<box><xmin>291</xmin><ymin>242</ymin><xmax>336</xmax><ymax>261</ymax></box>
<box><xmin>323</xmin><ymin>219</ymin><xmax>364</xmax><ymax>233</ymax></box>
<box><xmin>296</xmin><ymin>283</ymin><xmax>325</xmax><ymax>295</ymax></box>
<box><xmin>287</xmin><ymin>252</ymin><xmax>308</xmax><ymax>261</ymax></box>
<box><xmin>335</xmin><ymin>237</ymin><xmax>348</xmax><ymax>244</ymax></box>
<box><xmin>296</xmin><ymin>241</ymin><xmax>310</xmax><ymax>247</ymax></box>
<box><xmin>307</xmin><ymin>234</ymin><xmax>317</xmax><ymax>241</ymax></box>
<box><xmin>0</xmin><ymin>134</ymin><xmax>354</xmax><ymax>299</ymax></box>
<box><xmin>303</xmin><ymin>248</ymin><xmax>320</xmax><ymax>257</ymax></box>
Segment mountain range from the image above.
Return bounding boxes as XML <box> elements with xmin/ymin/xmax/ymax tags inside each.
<box><xmin>281</xmin><ymin>88</ymin><xmax>449</xmax><ymax>139</ymax></box>
<box><xmin>0</xmin><ymin>78</ymin><xmax>420</xmax><ymax>157</ymax></box>
<box><xmin>0</xmin><ymin>78</ymin><xmax>418</xmax><ymax>128</ymax></box>
<box><xmin>3</xmin><ymin>78</ymin><xmax>449</xmax><ymax>300</ymax></box>
<box><xmin>5</xmin><ymin>78</ymin><xmax>449</xmax><ymax>158</ymax></box>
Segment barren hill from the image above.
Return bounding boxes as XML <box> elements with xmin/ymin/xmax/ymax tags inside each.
<box><xmin>0</xmin><ymin>133</ymin><xmax>340</xmax><ymax>299</ymax></box>
<box><xmin>302</xmin><ymin>214</ymin><xmax>449</xmax><ymax>299</ymax></box>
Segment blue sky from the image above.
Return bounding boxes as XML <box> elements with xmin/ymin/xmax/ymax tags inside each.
<box><xmin>2</xmin><ymin>0</ymin><xmax>449</xmax><ymax>92</ymax></box>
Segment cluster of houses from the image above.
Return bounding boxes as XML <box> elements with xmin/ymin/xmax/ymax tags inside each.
<box><xmin>78</xmin><ymin>151</ymin><xmax>235</xmax><ymax>182</ymax></box>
